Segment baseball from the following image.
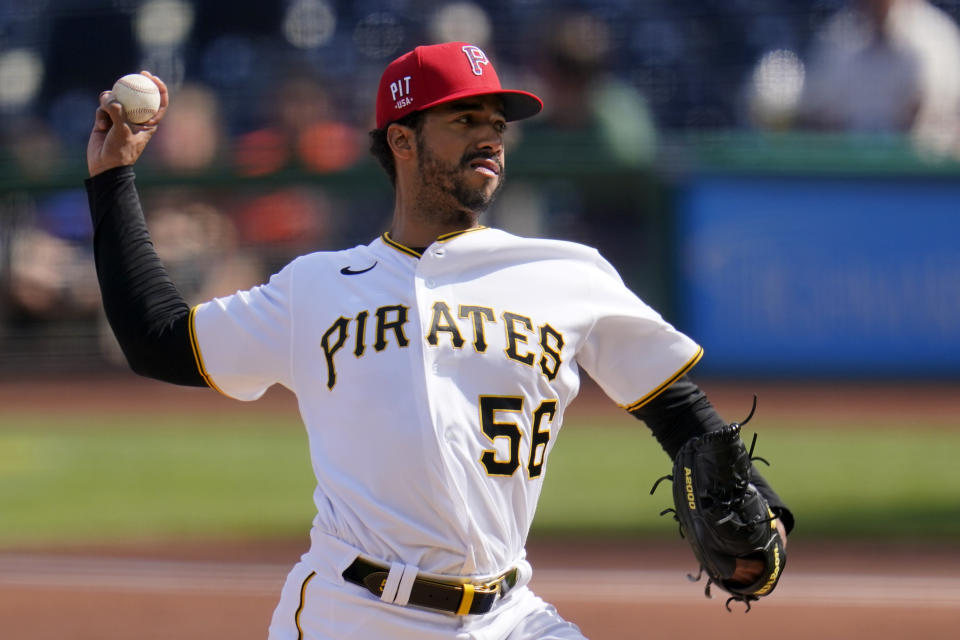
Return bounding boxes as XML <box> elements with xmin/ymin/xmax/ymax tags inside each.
<box><xmin>112</xmin><ymin>73</ymin><xmax>161</xmax><ymax>124</ymax></box>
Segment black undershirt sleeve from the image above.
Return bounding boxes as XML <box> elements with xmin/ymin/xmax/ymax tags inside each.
<box><xmin>85</xmin><ymin>166</ymin><xmax>207</xmax><ymax>387</ymax></box>
<box><xmin>631</xmin><ymin>375</ymin><xmax>795</xmax><ymax>534</ymax></box>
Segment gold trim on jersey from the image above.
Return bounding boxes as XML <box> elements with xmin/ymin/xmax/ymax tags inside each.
<box><xmin>187</xmin><ymin>305</ymin><xmax>229</xmax><ymax>397</ymax></box>
<box><xmin>381</xmin><ymin>232</ymin><xmax>423</xmax><ymax>258</ymax></box>
<box><xmin>381</xmin><ymin>227</ymin><xmax>488</xmax><ymax>257</ymax></box>
<box><xmin>295</xmin><ymin>571</ymin><xmax>317</xmax><ymax>639</ymax></box>
<box><xmin>620</xmin><ymin>346</ymin><xmax>704</xmax><ymax>412</ymax></box>
<box><xmin>437</xmin><ymin>226</ymin><xmax>487</xmax><ymax>242</ymax></box>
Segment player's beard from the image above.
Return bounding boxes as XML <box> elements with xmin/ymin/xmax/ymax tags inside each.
<box><xmin>415</xmin><ymin>137</ymin><xmax>504</xmax><ymax>225</ymax></box>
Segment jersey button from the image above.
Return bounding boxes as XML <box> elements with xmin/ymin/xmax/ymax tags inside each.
<box><xmin>425</xmin><ymin>279</ymin><xmax>437</xmax><ymax>288</ymax></box>
<box><xmin>434</xmin><ymin>248</ymin><xmax>445</xmax><ymax>257</ymax></box>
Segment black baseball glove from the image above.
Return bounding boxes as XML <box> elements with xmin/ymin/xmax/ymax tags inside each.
<box><xmin>651</xmin><ymin>399</ymin><xmax>786</xmax><ymax>611</ymax></box>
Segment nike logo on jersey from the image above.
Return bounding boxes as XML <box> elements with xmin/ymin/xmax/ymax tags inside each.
<box><xmin>340</xmin><ymin>262</ymin><xmax>378</xmax><ymax>275</ymax></box>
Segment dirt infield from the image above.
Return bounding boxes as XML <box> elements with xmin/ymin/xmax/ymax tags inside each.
<box><xmin>3</xmin><ymin>375</ymin><xmax>960</xmax><ymax>638</ymax></box>
<box><xmin>1</xmin><ymin>538</ymin><xmax>959</xmax><ymax>639</ymax></box>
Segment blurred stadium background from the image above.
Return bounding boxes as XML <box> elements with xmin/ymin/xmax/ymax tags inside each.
<box><xmin>1</xmin><ymin>0</ymin><xmax>959</xmax><ymax>378</ymax></box>
<box><xmin>2</xmin><ymin>3</ymin><xmax>960</xmax><ymax>637</ymax></box>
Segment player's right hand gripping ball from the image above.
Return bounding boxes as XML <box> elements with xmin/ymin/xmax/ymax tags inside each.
<box><xmin>112</xmin><ymin>73</ymin><xmax>161</xmax><ymax>124</ymax></box>
<box><xmin>651</xmin><ymin>403</ymin><xmax>786</xmax><ymax>611</ymax></box>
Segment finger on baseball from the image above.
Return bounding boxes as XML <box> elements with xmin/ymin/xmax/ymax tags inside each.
<box><xmin>98</xmin><ymin>91</ymin><xmax>125</xmax><ymax>120</ymax></box>
<box><xmin>99</xmin><ymin>90</ymin><xmax>117</xmax><ymax>108</ymax></box>
<box><xmin>140</xmin><ymin>70</ymin><xmax>168</xmax><ymax>97</ymax></box>
<box><xmin>92</xmin><ymin>106</ymin><xmax>112</xmax><ymax>132</ymax></box>
<box><xmin>139</xmin><ymin>70</ymin><xmax>169</xmax><ymax>124</ymax></box>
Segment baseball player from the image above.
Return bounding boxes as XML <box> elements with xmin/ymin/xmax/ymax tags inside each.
<box><xmin>85</xmin><ymin>43</ymin><xmax>793</xmax><ymax>639</ymax></box>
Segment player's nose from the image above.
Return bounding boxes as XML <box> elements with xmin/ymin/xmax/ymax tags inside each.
<box><xmin>475</xmin><ymin>127</ymin><xmax>504</xmax><ymax>155</ymax></box>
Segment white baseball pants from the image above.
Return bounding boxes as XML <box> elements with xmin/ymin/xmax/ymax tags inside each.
<box><xmin>267</xmin><ymin>548</ymin><xmax>586</xmax><ymax>639</ymax></box>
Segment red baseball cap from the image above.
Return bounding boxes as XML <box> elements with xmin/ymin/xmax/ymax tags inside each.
<box><xmin>375</xmin><ymin>42</ymin><xmax>543</xmax><ymax>128</ymax></box>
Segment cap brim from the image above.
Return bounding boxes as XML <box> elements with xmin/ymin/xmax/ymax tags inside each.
<box><xmin>499</xmin><ymin>90</ymin><xmax>544</xmax><ymax>122</ymax></box>
<box><xmin>416</xmin><ymin>88</ymin><xmax>543</xmax><ymax>122</ymax></box>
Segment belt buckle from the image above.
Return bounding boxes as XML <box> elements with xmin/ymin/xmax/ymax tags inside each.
<box><xmin>475</xmin><ymin>576</ymin><xmax>503</xmax><ymax>595</ymax></box>
<box><xmin>455</xmin><ymin>575</ymin><xmax>504</xmax><ymax>616</ymax></box>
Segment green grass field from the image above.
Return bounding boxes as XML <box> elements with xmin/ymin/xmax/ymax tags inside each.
<box><xmin>2</xmin><ymin>411</ymin><xmax>959</xmax><ymax>548</ymax></box>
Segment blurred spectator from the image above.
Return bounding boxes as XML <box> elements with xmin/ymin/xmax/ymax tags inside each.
<box><xmin>7</xmin><ymin>229</ymin><xmax>98</xmax><ymax>319</ymax></box>
<box><xmin>146</xmin><ymin>195</ymin><xmax>265</xmax><ymax>303</ymax></box>
<box><xmin>2</xmin><ymin>117</ymin><xmax>64</xmax><ymax>180</ymax></box>
<box><xmin>232</xmin><ymin>187</ymin><xmax>333</xmax><ymax>268</ymax></box>
<box><xmin>153</xmin><ymin>83</ymin><xmax>225</xmax><ymax>172</ymax></box>
<box><xmin>233</xmin><ymin>70</ymin><xmax>363</xmax><ymax>176</ymax></box>
<box><xmin>529</xmin><ymin>10</ymin><xmax>657</xmax><ymax>168</ymax></box>
<box><xmin>489</xmin><ymin>9</ymin><xmax>662</xmax><ymax>303</ymax></box>
<box><xmin>795</xmin><ymin>0</ymin><xmax>960</xmax><ymax>155</ymax></box>
<box><xmin>6</xmin><ymin>191</ymin><xmax>99</xmax><ymax>322</ymax></box>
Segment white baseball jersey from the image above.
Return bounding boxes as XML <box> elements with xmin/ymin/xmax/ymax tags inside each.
<box><xmin>190</xmin><ymin>227</ymin><xmax>701</xmax><ymax>578</ymax></box>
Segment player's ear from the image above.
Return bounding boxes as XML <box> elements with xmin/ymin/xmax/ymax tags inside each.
<box><xmin>387</xmin><ymin>123</ymin><xmax>415</xmax><ymax>160</ymax></box>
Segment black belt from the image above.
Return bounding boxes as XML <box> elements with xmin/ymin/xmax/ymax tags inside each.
<box><xmin>342</xmin><ymin>557</ymin><xmax>519</xmax><ymax>615</ymax></box>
